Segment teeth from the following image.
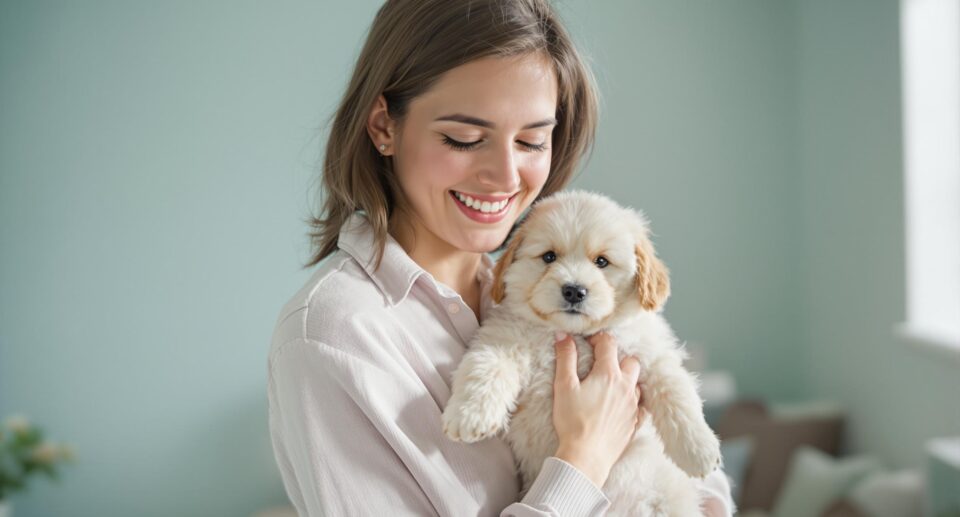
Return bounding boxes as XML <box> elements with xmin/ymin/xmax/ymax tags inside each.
<box><xmin>454</xmin><ymin>191</ymin><xmax>510</xmax><ymax>213</ymax></box>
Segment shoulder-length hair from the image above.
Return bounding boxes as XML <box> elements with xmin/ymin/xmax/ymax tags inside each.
<box><xmin>304</xmin><ymin>0</ymin><xmax>600</xmax><ymax>270</ymax></box>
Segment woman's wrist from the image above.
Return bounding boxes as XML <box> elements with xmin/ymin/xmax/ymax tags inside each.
<box><xmin>554</xmin><ymin>442</ymin><xmax>608</xmax><ymax>489</ymax></box>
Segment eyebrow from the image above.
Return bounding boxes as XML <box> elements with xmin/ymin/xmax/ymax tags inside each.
<box><xmin>433</xmin><ymin>113</ymin><xmax>558</xmax><ymax>130</ymax></box>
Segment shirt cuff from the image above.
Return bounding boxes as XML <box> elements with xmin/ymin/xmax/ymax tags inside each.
<box><xmin>520</xmin><ymin>456</ymin><xmax>610</xmax><ymax>516</ymax></box>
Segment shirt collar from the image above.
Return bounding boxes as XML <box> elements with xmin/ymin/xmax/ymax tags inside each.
<box><xmin>337</xmin><ymin>211</ymin><xmax>496</xmax><ymax>308</ymax></box>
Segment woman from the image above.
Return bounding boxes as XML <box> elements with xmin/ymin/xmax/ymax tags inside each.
<box><xmin>267</xmin><ymin>0</ymin><xmax>734</xmax><ymax>515</ymax></box>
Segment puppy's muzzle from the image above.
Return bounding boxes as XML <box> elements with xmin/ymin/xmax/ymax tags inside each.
<box><xmin>561</xmin><ymin>283</ymin><xmax>588</xmax><ymax>306</ymax></box>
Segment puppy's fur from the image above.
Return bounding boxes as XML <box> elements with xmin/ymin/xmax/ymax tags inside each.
<box><xmin>442</xmin><ymin>190</ymin><xmax>722</xmax><ymax>516</ymax></box>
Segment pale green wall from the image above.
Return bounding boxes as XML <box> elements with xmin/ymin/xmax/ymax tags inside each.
<box><xmin>2</xmin><ymin>1</ymin><xmax>950</xmax><ymax>516</ymax></box>
<box><xmin>559</xmin><ymin>0</ymin><xmax>803</xmax><ymax>402</ymax></box>
<box><xmin>0</xmin><ymin>2</ymin><xmax>382</xmax><ymax>516</ymax></box>
<box><xmin>794</xmin><ymin>0</ymin><xmax>960</xmax><ymax>468</ymax></box>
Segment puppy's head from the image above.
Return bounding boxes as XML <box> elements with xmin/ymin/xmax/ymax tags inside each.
<box><xmin>491</xmin><ymin>190</ymin><xmax>670</xmax><ymax>334</ymax></box>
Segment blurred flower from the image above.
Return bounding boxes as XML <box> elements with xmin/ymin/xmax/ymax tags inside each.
<box><xmin>4</xmin><ymin>415</ymin><xmax>31</xmax><ymax>434</ymax></box>
<box><xmin>31</xmin><ymin>442</ymin><xmax>60</xmax><ymax>465</ymax></box>
<box><xmin>60</xmin><ymin>444</ymin><xmax>77</xmax><ymax>461</ymax></box>
<box><xmin>0</xmin><ymin>414</ymin><xmax>74</xmax><ymax>500</ymax></box>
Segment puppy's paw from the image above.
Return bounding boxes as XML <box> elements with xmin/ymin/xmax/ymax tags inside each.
<box><xmin>667</xmin><ymin>424</ymin><xmax>722</xmax><ymax>479</ymax></box>
<box><xmin>442</xmin><ymin>398</ymin><xmax>506</xmax><ymax>443</ymax></box>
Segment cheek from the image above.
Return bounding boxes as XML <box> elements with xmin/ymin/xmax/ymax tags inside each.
<box><xmin>614</xmin><ymin>271</ymin><xmax>637</xmax><ymax>300</ymax></box>
<box><xmin>522</xmin><ymin>154</ymin><xmax>551</xmax><ymax>189</ymax></box>
<box><xmin>504</xmin><ymin>260</ymin><xmax>541</xmax><ymax>294</ymax></box>
<box><xmin>398</xmin><ymin>142</ymin><xmax>468</xmax><ymax>194</ymax></box>
<box><xmin>428</xmin><ymin>152</ymin><xmax>478</xmax><ymax>192</ymax></box>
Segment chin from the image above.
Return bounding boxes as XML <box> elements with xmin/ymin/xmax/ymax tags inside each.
<box><xmin>456</xmin><ymin>230</ymin><xmax>513</xmax><ymax>254</ymax></box>
<box><xmin>549</xmin><ymin>311</ymin><xmax>597</xmax><ymax>335</ymax></box>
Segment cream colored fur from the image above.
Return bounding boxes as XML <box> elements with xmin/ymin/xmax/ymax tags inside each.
<box><xmin>442</xmin><ymin>190</ymin><xmax>722</xmax><ymax>516</ymax></box>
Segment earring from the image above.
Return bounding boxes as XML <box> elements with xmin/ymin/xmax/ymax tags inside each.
<box><xmin>379</xmin><ymin>144</ymin><xmax>387</xmax><ymax>153</ymax></box>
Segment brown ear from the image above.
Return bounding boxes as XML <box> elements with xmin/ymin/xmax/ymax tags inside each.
<box><xmin>635</xmin><ymin>240</ymin><xmax>671</xmax><ymax>311</ymax></box>
<box><xmin>491</xmin><ymin>233</ymin><xmax>523</xmax><ymax>304</ymax></box>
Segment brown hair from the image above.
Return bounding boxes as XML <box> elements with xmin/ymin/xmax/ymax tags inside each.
<box><xmin>303</xmin><ymin>0</ymin><xmax>600</xmax><ymax>270</ymax></box>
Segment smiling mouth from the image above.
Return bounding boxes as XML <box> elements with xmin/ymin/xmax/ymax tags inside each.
<box><xmin>449</xmin><ymin>190</ymin><xmax>519</xmax><ymax>214</ymax></box>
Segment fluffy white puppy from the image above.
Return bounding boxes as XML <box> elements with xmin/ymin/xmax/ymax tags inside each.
<box><xmin>442</xmin><ymin>190</ymin><xmax>722</xmax><ymax>516</ymax></box>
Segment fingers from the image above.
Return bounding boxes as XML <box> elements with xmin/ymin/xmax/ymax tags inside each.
<box><xmin>620</xmin><ymin>355</ymin><xmax>641</xmax><ymax>385</ymax></box>
<box><xmin>636</xmin><ymin>405</ymin><xmax>649</xmax><ymax>430</ymax></box>
<box><xmin>553</xmin><ymin>332</ymin><xmax>579</xmax><ymax>386</ymax></box>
<box><xmin>560</xmin><ymin>330</ymin><xmax>642</xmax><ymax>388</ymax></box>
<box><xmin>634</xmin><ymin>384</ymin><xmax>646</xmax><ymax>417</ymax></box>
<box><xmin>587</xmin><ymin>331</ymin><xmax>618</xmax><ymax>370</ymax></box>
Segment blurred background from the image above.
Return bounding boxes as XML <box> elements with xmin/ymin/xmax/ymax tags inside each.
<box><xmin>1</xmin><ymin>0</ymin><xmax>958</xmax><ymax>516</ymax></box>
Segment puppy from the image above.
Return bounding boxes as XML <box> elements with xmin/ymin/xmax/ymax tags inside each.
<box><xmin>442</xmin><ymin>190</ymin><xmax>722</xmax><ymax>516</ymax></box>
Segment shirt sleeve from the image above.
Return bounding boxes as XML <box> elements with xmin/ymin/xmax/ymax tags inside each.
<box><xmin>268</xmin><ymin>338</ymin><xmax>610</xmax><ymax>517</ymax></box>
<box><xmin>506</xmin><ymin>456</ymin><xmax>609</xmax><ymax>516</ymax></box>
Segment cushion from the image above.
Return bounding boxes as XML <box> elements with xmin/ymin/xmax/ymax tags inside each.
<box><xmin>716</xmin><ymin>399</ymin><xmax>845</xmax><ymax>512</ymax></box>
<box><xmin>771</xmin><ymin>446</ymin><xmax>881</xmax><ymax>517</ymax></box>
<box><xmin>846</xmin><ymin>468</ymin><xmax>925</xmax><ymax>517</ymax></box>
<box><xmin>821</xmin><ymin>499</ymin><xmax>869</xmax><ymax>517</ymax></box>
<box><xmin>927</xmin><ymin>437</ymin><xmax>960</xmax><ymax>517</ymax></box>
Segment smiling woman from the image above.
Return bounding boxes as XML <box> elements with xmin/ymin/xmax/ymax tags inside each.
<box><xmin>370</xmin><ymin>53</ymin><xmax>558</xmax><ymax>264</ymax></box>
<box><xmin>267</xmin><ymin>0</ymin><xmax>734</xmax><ymax>515</ymax></box>
<box><xmin>302</xmin><ymin>1</ymin><xmax>598</xmax><ymax>277</ymax></box>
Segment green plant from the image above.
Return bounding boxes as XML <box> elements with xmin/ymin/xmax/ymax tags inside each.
<box><xmin>0</xmin><ymin>415</ymin><xmax>75</xmax><ymax>501</ymax></box>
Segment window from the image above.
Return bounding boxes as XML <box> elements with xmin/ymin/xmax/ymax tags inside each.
<box><xmin>897</xmin><ymin>0</ymin><xmax>960</xmax><ymax>360</ymax></box>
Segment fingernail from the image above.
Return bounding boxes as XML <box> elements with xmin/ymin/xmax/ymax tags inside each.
<box><xmin>554</xmin><ymin>331</ymin><xmax>567</xmax><ymax>342</ymax></box>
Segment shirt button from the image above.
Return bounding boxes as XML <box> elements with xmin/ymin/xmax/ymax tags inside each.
<box><xmin>447</xmin><ymin>303</ymin><xmax>461</xmax><ymax>314</ymax></box>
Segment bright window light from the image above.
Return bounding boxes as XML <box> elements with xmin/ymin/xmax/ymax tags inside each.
<box><xmin>898</xmin><ymin>0</ymin><xmax>960</xmax><ymax>358</ymax></box>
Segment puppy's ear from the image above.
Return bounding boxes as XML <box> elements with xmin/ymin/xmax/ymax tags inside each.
<box><xmin>635</xmin><ymin>238</ymin><xmax>671</xmax><ymax>311</ymax></box>
<box><xmin>491</xmin><ymin>232</ymin><xmax>523</xmax><ymax>304</ymax></box>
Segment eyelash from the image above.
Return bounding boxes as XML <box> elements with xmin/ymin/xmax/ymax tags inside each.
<box><xmin>441</xmin><ymin>135</ymin><xmax>549</xmax><ymax>152</ymax></box>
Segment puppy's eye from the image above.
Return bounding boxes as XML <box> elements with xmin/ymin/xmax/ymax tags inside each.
<box><xmin>594</xmin><ymin>256</ymin><xmax>609</xmax><ymax>268</ymax></box>
<box><xmin>542</xmin><ymin>251</ymin><xmax>557</xmax><ymax>263</ymax></box>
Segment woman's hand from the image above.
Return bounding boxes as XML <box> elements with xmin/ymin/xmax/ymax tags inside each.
<box><xmin>551</xmin><ymin>331</ymin><xmax>646</xmax><ymax>489</ymax></box>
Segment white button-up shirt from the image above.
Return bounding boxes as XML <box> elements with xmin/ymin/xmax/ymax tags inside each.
<box><xmin>267</xmin><ymin>212</ymin><xmax>734</xmax><ymax>516</ymax></box>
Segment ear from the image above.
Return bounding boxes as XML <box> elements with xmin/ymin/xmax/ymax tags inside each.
<box><xmin>635</xmin><ymin>239</ymin><xmax>671</xmax><ymax>311</ymax></box>
<box><xmin>365</xmin><ymin>94</ymin><xmax>397</xmax><ymax>156</ymax></box>
<box><xmin>491</xmin><ymin>232</ymin><xmax>524</xmax><ymax>304</ymax></box>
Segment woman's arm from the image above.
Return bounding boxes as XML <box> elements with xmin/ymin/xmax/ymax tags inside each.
<box><xmin>268</xmin><ymin>337</ymin><xmax>610</xmax><ymax>516</ymax></box>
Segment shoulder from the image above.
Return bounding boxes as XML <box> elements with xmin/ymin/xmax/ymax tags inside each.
<box><xmin>269</xmin><ymin>249</ymin><xmax>398</xmax><ymax>362</ymax></box>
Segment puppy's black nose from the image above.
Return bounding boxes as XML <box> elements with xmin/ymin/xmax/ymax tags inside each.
<box><xmin>561</xmin><ymin>283</ymin><xmax>588</xmax><ymax>304</ymax></box>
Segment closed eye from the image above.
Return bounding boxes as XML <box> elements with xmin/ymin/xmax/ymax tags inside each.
<box><xmin>519</xmin><ymin>140</ymin><xmax>549</xmax><ymax>152</ymax></box>
<box><xmin>442</xmin><ymin>135</ymin><xmax>481</xmax><ymax>151</ymax></box>
<box><xmin>442</xmin><ymin>135</ymin><xmax>549</xmax><ymax>152</ymax></box>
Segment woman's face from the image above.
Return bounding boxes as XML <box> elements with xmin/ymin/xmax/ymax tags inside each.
<box><xmin>388</xmin><ymin>53</ymin><xmax>558</xmax><ymax>255</ymax></box>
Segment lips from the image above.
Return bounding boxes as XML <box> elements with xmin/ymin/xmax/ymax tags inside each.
<box><xmin>449</xmin><ymin>190</ymin><xmax>518</xmax><ymax>223</ymax></box>
<box><xmin>451</xmin><ymin>190</ymin><xmax>515</xmax><ymax>213</ymax></box>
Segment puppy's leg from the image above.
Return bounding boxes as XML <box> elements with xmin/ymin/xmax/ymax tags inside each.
<box><xmin>443</xmin><ymin>343</ymin><xmax>530</xmax><ymax>443</ymax></box>
<box><xmin>642</xmin><ymin>352</ymin><xmax>722</xmax><ymax>478</ymax></box>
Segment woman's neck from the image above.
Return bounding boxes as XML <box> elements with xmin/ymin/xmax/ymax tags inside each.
<box><xmin>388</xmin><ymin>214</ymin><xmax>482</xmax><ymax>312</ymax></box>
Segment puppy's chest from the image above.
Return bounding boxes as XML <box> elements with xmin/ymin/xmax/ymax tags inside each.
<box><xmin>514</xmin><ymin>333</ymin><xmax>669</xmax><ymax>415</ymax></box>
<box><xmin>517</xmin><ymin>333</ymin><xmax>656</xmax><ymax>402</ymax></box>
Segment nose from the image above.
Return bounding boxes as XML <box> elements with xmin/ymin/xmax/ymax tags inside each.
<box><xmin>478</xmin><ymin>141</ymin><xmax>521</xmax><ymax>192</ymax></box>
<box><xmin>561</xmin><ymin>283</ymin><xmax>588</xmax><ymax>304</ymax></box>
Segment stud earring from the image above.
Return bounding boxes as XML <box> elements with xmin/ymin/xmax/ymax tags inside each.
<box><xmin>379</xmin><ymin>144</ymin><xmax>387</xmax><ymax>153</ymax></box>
